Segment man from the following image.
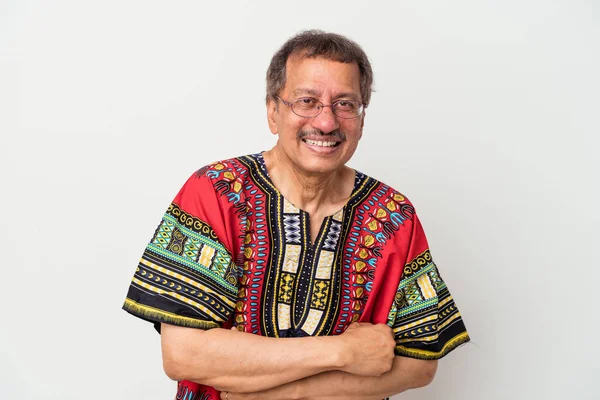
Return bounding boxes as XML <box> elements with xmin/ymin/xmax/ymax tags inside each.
<box><xmin>123</xmin><ymin>30</ymin><xmax>469</xmax><ymax>400</ymax></box>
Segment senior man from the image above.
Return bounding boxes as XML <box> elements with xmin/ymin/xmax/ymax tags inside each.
<box><xmin>123</xmin><ymin>30</ymin><xmax>469</xmax><ymax>400</ymax></box>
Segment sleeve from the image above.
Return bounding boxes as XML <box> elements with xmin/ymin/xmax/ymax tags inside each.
<box><xmin>122</xmin><ymin>168</ymin><xmax>245</xmax><ymax>332</ymax></box>
<box><xmin>386</xmin><ymin>214</ymin><xmax>470</xmax><ymax>359</ymax></box>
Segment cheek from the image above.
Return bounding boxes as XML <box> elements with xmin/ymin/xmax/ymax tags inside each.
<box><xmin>342</xmin><ymin>122</ymin><xmax>363</xmax><ymax>140</ymax></box>
<box><xmin>281</xmin><ymin>120</ymin><xmax>309</xmax><ymax>139</ymax></box>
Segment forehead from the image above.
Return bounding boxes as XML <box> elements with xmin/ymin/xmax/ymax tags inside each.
<box><xmin>283</xmin><ymin>56</ymin><xmax>361</xmax><ymax>99</ymax></box>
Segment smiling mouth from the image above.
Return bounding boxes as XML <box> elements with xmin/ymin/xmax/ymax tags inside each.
<box><xmin>302</xmin><ymin>139</ymin><xmax>341</xmax><ymax>147</ymax></box>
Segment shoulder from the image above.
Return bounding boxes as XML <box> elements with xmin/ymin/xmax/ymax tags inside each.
<box><xmin>185</xmin><ymin>154</ymin><xmax>263</xmax><ymax>192</ymax></box>
<box><xmin>178</xmin><ymin>154</ymin><xmax>262</xmax><ymax>207</ymax></box>
<box><xmin>357</xmin><ymin>170</ymin><xmax>416</xmax><ymax>211</ymax></box>
<box><xmin>193</xmin><ymin>154</ymin><xmax>255</xmax><ymax>182</ymax></box>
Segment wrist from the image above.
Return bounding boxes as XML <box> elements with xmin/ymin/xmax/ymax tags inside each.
<box><xmin>323</xmin><ymin>335</ymin><xmax>350</xmax><ymax>372</ymax></box>
<box><xmin>290</xmin><ymin>379</ymin><xmax>308</xmax><ymax>400</ymax></box>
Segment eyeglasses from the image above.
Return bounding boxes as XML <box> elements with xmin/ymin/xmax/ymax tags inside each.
<box><xmin>276</xmin><ymin>96</ymin><xmax>365</xmax><ymax>119</ymax></box>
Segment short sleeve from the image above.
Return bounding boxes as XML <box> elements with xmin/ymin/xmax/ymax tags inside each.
<box><xmin>387</xmin><ymin>215</ymin><xmax>470</xmax><ymax>359</ymax></box>
<box><xmin>122</xmin><ymin>169</ymin><xmax>245</xmax><ymax>332</ymax></box>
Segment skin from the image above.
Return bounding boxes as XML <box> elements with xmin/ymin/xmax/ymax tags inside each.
<box><xmin>161</xmin><ymin>55</ymin><xmax>438</xmax><ymax>399</ymax></box>
<box><xmin>220</xmin><ymin>342</ymin><xmax>437</xmax><ymax>400</ymax></box>
<box><xmin>263</xmin><ymin>55</ymin><xmax>365</xmax><ymax>242</ymax></box>
<box><xmin>162</xmin><ymin>322</ymin><xmax>397</xmax><ymax>393</ymax></box>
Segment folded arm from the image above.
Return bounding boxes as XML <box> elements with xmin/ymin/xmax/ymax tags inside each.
<box><xmin>161</xmin><ymin>322</ymin><xmax>396</xmax><ymax>393</ymax></box>
<box><xmin>221</xmin><ymin>355</ymin><xmax>438</xmax><ymax>400</ymax></box>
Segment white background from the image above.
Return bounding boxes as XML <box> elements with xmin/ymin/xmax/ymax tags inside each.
<box><xmin>0</xmin><ymin>1</ymin><xmax>598</xmax><ymax>399</ymax></box>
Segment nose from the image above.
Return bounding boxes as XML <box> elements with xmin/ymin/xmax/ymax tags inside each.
<box><xmin>311</xmin><ymin>105</ymin><xmax>339</xmax><ymax>134</ymax></box>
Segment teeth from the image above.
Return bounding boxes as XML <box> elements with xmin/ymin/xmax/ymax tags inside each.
<box><xmin>304</xmin><ymin>139</ymin><xmax>338</xmax><ymax>147</ymax></box>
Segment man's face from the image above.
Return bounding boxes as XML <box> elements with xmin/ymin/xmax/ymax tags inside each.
<box><xmin>267</xmin><ymin>56</ymin><xmax>365</xmax><ymax>175</ymax></box>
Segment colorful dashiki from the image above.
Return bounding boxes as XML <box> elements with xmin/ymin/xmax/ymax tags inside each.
<box><xmin>123</xmin><ymin>152</ymin><xmax>470</xmax><ymax>400</ymax></box>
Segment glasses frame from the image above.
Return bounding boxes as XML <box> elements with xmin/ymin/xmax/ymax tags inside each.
<box><xmin>276</xmin><ymin>96</ymin><xmax>366</xmax><ymax>119</ymax></box>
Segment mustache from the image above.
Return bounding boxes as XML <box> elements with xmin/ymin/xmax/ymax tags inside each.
<box><xmin>297</xmin><ymin>129</ymin><xmax>347</xmax><ymax>141</ymax></box>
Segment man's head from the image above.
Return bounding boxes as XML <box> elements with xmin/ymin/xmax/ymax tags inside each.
<box><xmin>266</xmin><ymin>30</ymin><xmax>374</xmax><ymax>175</ymax></box>
<box><xmin>266</xmin><ymin>30</ymin><xmax>373</xmax><ymax>106</ymax></box>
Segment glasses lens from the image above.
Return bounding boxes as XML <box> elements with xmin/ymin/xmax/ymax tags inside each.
<box><xmin>333</xmin><ymin>101</ymin><xmax>363</xmax><ymax>118</ymax></box>
<box><xmin>292</xmin><ymin>98</ymin><xmax>320</xmax><ymax>117</ymax></box>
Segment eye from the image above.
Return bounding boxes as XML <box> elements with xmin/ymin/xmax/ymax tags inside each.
<box><xmin>335</xmin><ymin>100</ymin><xmax>357</xmax><ymax>110</ymax></box>
<box><xmin>295</xmin><ymin>97</ymin><xmax>319</xmax><ymax>109</ymax></box>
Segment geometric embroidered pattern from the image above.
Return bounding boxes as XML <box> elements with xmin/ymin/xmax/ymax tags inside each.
<box><xmin>315</xmin><ymin>251</ymin><xmax>334</xmax><ymax>279</ymax></box>
<box><xmin>404</xmin><ymin>281</ymin><xmax>424</xmax><ymax>306</ymax></box>
<box><xmin>323</xmin><ymin>220</ymin><xmax>342</xmax><ymax>250</ymax></box>
<box><xmin>166</xmin><ymin>202</ymin><xmax>219</xmax><ymax>240</ymax></box>
<box><xmin>429</xmin><ymin>267</ymin><xmax>445</xmax><ymax>292</ymax></box>
<box><xmin>283</xmin><ymin>245</ymin><xmax>301</xmax><ymax>273</ymax></box>
<box><xmin>403</xmin><ymin>249</ymin><xmax>433</xmax><ymax>279</ymax></box>
<box><xmin>302</xmin><ymin>309</ymin><xmax>325</xmax><ymax>336</ymax></box>
<box><xmin>184</xmin><ymin>238</ymin><xmax>201</xmax><ymax>260</ymax></box>
<box><xmin>283</xmin><ymin>214</ymin><xmax>301</xmax><ymax>244</ymax></box>
<box><xmin>310</xmin><ymin>280</ymin><xmax>330</xmax><ymax>310</ymax></box>
<box><xmin>387</xmin><ymin>252</ymin><xmax>469</xmax><ymax>359</ymax></box>
<box><xmin>123</xmin><ymin>202</ymin><xmax>240</xmax><ymax>330</ymax></box>
<box><xmin>120</xmin><ymin>152</ymin><xmax>473</xmax><ymax>400</ymax></box>
<box><xmin>167</xmin><ymin>227</ymin><xmax>187</xmax><ymax>255</ymax></box>
<box><xmin>278</xmin><ymin>272</ymin><xmax>295</xmax><ymax>304</ymax></box>
<box><xmin>123</xmin><ymin>151</ymin><xmax>469</xmax><ymax>381</ymax></box>
<box><xmin>121</xmin><ymin>153</ymin><xmax>470</xmax><ymax>400</ymax></box>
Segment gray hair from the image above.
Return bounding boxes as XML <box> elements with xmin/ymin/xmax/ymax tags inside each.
<box><xmin>266</xmin><ymin>30</ymin><xmax>374</xmax><ymax>106</ymax></box>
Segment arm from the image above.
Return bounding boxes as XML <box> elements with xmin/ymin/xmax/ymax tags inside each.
<box><xmin>161</xmin><ymin>322</ymin><xmax>396</xmax><ymax>393</ymax></box>
<box><xmin>222</xmin><ymin>356</ymin><xmax>437</xmax><ymax>400</ymax></box>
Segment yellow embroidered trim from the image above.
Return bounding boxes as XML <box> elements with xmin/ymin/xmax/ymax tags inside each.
<box><xmin>123</xmin><ymin>298</ymin><xmax>220</xmax><ymax>329</ymax></box>
<box><xmin>395</xmin><ymin>331</ymin><xmax>470</xmax><ymax>360</ymax></box>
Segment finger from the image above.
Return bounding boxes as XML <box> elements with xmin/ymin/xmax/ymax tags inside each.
<box><xmin>220</xmin><ymin>391</ymin><xmax>232</xmax><ymax>400</ymax></box>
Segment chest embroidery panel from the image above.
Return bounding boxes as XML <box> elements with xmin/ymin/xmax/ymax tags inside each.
<box><xmin>232</xmin><ymin>155</ymin><xmax>414</xmax><ymax>338</ymax></box>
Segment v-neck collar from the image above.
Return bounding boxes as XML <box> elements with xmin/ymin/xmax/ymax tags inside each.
<box><xmin>252</xmin><ymin>151</ymin><xmax>362</xmax><ymax>220</ymax></box>
<box><xmin>234</xmin><ymin>153</ymin><xmax>375</xmax><ymax>337</ymax></box>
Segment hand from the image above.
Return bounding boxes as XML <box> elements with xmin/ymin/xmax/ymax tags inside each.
<box><xmin>220</xmin><ymin>391</ymin><xmax>248</xmax><ymax>400</ymax></box>
<box><xmin>337</xmin><ymin>322</ymin><xmax>396</xmax><ymax>377</ymax></box>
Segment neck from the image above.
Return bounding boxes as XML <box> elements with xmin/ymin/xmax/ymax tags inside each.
<box><xmin>262</xmin><ymin>147</ymin><xmax>353</xmax><ymax>214</ymax></box>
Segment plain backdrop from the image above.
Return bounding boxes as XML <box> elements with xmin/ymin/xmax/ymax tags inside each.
<box><xmin>0</xmin><ymin>1</ymin><xmax>598</xmax><ymax>399</ymax></box>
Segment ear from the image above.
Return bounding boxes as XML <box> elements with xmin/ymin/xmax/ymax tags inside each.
<box><xmin>267</xmin><ymin>98</ymin><xmax>279</xmax><ymax>134</ymax></box>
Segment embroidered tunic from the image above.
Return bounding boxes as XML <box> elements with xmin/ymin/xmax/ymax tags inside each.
<box><xmin>123</xmin><ymin>153</ymin><xmax>470</xmax><ymax>399</ymax></box>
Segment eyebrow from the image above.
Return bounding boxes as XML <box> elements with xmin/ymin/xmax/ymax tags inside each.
<box><xmin>292</xmin><ymin>88</ymin><xmax>361</xmax><ymax>101</ymax></box>
<box><xmin>292</xmin><ymin>88</ymin><xmax>321</xmax><ymax>97</ymax></box>
<box><xmin>334</xmin><ymin>92</ymin><xmax>360</xmax><ymax>101</ymax></box>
